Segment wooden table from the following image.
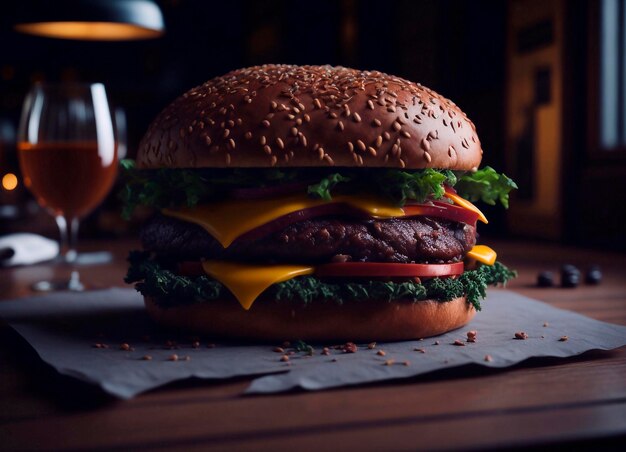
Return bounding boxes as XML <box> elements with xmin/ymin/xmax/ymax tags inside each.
<box><xmin>1</xmin><ymin>238</ymin><xmax>625</xmax><ymax>450</ymax></box>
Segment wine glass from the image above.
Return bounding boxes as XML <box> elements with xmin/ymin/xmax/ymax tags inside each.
<box><xmin>17</xmin><ymin>82</ymin><xmax>118</xmax><ymax>291</ymax></box>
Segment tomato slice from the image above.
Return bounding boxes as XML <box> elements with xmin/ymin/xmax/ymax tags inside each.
<box><xmin>315</xmin><ymin>262</ymin><xmax>464</xmax><ymax>278</ymax></box>
<box><xmin>402</xmin><ymin>203</ymin><xmax>479</xmax><ymax>226</ymax></box>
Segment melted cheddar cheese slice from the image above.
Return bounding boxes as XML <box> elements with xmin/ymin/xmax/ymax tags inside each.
<box><xmin>163</xmin><ymin>193</ymin><xmax>404</xmax><ymax>248</ymax></box>
<box><xmin>201</xmin><ymin>260</ymin><xmax>314</xmax><ymax>310</ymax></box>
<box><xmin>444</xmin><ymin>191</ymin><xmax>488</xmax><ymax>224</ymax></box>
<box><xmin>466</xmin><ymin>245</ymin><xmax>497</xmax><ymax>265</ymax></box>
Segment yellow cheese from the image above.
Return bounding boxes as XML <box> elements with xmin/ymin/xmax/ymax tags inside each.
<box><xmin>466</xmin><ymin>245</ymin><xmax>497</xmax><ymax>266</ymax></box>
<box><xmin>164</xmin><ymin>193</ymin><xmax>404</xmax><ymax>248</ymax></box>
<box><xmin>444</xmin><ymin>192</ymin><xmax>488</xmax><ymax>224</ymax></box>
<box><xmin>201</xmin><ymin>260</ymin><xmax>314</xmax><ymax>310</ymax></box>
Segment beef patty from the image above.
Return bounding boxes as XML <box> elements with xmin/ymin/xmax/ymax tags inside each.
<box><xmin>141</xmin><ymin>214</ymin><xmax>476</xmax><ymax>264</ymax></box>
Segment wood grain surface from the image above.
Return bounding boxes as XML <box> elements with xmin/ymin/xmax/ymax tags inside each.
<box><xmin>1</xmin><ymin>238</ymin><xmax>625</xmax><ymax>451</ymax></box>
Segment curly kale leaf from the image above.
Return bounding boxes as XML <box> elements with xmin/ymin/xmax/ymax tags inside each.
<box><xmin>126</xmin><ymin>253</ymin><xmax>516</xmax><ymax>311</ymax></box>
<box><xmin>455</xmin><ymin>166</ymin><xmax>518</xmax><ymax>209</ymax></box>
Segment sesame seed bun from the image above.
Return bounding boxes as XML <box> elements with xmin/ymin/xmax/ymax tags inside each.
<box><xmin>143</xmin><ymin>295</ymin><xmax>475</xmax><ymax>342</ymax></box>
<box><xmin>137</xmin><ymin>64</ymin><xmax>483</xmax><ymax>170</ymax></box>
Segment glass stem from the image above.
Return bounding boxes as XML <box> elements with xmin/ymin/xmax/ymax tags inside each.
<box><xmin>55</xmin><ymin>216</ymin><xmax>83</xmax><ymax>290</ymax></box>
<box><xmin>55</xmin><ymin>216</ymin><xmax>79</xmax><ymax>263</ymax></box>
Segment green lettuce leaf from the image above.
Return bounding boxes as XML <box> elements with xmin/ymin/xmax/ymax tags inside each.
<box><xmin>455</xmin><ymin>166</ymin><xmax>518</xmax><ymax>209</ymax></box>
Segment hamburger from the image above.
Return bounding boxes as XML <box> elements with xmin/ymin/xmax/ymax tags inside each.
<box><xmin>123</xmin><ymin>64</ymin><xmax>516</xmax><ymax>341</ymax></box>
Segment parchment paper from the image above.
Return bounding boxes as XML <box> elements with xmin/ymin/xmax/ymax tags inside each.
<box><xmin>0</xmin><ymin>288</ymin><xmax>624</xmax><ymax>398</ymax></box>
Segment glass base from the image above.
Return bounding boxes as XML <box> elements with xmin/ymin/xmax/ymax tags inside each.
<box><xmin>31</xmin><ymin>271</ymin><xmax>85</xmax><ymax>292</ymax></box>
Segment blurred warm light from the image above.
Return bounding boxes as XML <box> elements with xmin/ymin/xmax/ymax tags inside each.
<box><xmin>14</xmin><ymin>22</ymin><xmax>163</xmax><ymax>41</ymax></box>
<box><xmin>2</xmin><ymin>173</ymin><xmax>18</xmax><ymax>191</ymax></box>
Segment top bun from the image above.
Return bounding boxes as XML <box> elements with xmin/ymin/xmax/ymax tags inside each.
<box><xmin>137</xmin><ymin>65</ymin><xmax>483</xmax><ymax>170</ymax></box>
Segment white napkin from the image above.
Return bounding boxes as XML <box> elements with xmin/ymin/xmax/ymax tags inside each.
<box><xmin>0</xmin><ymin>233</ymin><xmax>58</xmax><ymax>266</ymax></box>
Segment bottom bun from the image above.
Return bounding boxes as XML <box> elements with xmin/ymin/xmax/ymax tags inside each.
<box><xmin>144</xmin><ymin>296</ymin><xmax>475</xmax><ymax>342</ymax></box>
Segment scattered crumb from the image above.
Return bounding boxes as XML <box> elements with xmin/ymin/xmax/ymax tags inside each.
<box><xmin>273</xmin><ymin>347</ymin><xmax>285</xmax><ymax>353</ymax></box>
<box><xmin>183</xmin><ymin>355</ymin><xmax>191</xmax><ymax>361</ymax></box>
<box><xmin>141</xmin><ymin>355</ymin><xmax>152</xmax><ymax>361</ymax></box>
<box><xmin>384</xmin><ymin>359</ymin><xmax>395</xmax><ymax>366</ymax></box>
<box><xmin>280</xmin><ymin>355</ymin><xmax>290</xmax><ymax>362</ymax></box>
<box><xmin>367</xmin><ymin>342</ymin><xmax>377</xmax><ymax>349</ymax></box>
<box><xmin>514</xmin><ymin>332</ymin><xmax>529</xmax><ymax>340</ymax></box>
<box><xmin>559</xmin><ymin>336</ymin><xmax>569</xmax><ymax>342</ymax></box>
<box><xmin>376</xmin><ymin>350</ymin><xmax>386</xmax><ymax>356</ymax></box>
<box><xmin>92</xmin><ymin>343</ymin><xmax>109</xmax><ymax>349</ymax></box>
<box><xmin>168</xmin><ymin>354</ymin><xmax>179</xmax><ymax>361</ymax></box>
<box><xmin>543</xmin><ymin>322</ymin><xmax>549</xmax><ymax>327</ymax></box>
<box><xmin>466</xmin><ymin>331</ymin><xmax>477</xmax><ymax>343</ymax></box>
<box><xmin>434</xmin><ymin>340</ymin><xmax>440</xmax><ymax>345</ymax></box>
<box><xmin>402</xmin><ymin>361</ymin><xmax>410</xmax><ymax>366</ymax></box>
<box><xmin>342</xmin><ymin>342</ymin><xmax>358</xmax><ymax>353</ymax></box>
<box><xmin>414</xmin><ymin>348</ymin><xmax>426</xmax><ymax>353</ymax></box>
<box><xmin>541</xmin><ymin>335</ymin><xmax>545</xmax><ymax>339</ymax></box>
<box><xmin>119</xmin><ymin>343</ymin><xmax>131</xmax><ymax>351</ymax></box>
<box><xmin>331</xmin><ymin>358</ymin><xmax>338</xmax><ymax>362</ymax></box>
<box><xmin>484</xmin><ymin>355</ymin><xmax>493</xmax><ymax>362</ymax></box>
<box><xmin>453</xmin><ymin>340</ymin><xmax>465</xmax><ymax>346</ymax></box>
<box><xmin>419</xmin><ymin>338</ymin><xmax>424</xmax><ymax>341</ymax></box>
<box><xmin>192</xmin><ymin>341</ymin><xmax>200</xmax><ymax>349</ymax></box>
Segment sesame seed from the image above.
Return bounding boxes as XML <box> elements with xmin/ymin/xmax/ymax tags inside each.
<box><xmin>318</xmin><ymin>147</ymin><xmax>325</xmax><ymax>160</ymax></box>
<box><xmin>263</xmin><ymin>145</ymin><xmax>272</xmax><ymax>155</ymax></box>
<box><xmin>314</xmin><ymin>98</ymin><xmax>322</xmax><ymax>109</ymax></box>
<box><xmin>304</xmin><ymin>114</ymin><xmax>311</xmax><ymax>123</ymax></box>
<box><xmin>270</xmin><ymin>155</ymin><xmax>278</xmax><ymax>166</ymax></box>
<box><xmin>356</xmin><ymin>140</ymin><xmax>366</xmax><ymax>152</ymax></box>
<box><xmin>324</xmin><ymin>154</ymin><xmax>335</xmax><ymax>166</ymax></box>
<box><xmin>223</xmin><ymin>129</ymin><xmax>230</xmax><ymax>138</ymax></box>
<box><xmin>343</xmin><ymin>104</ymin><xmax>350</xmax><ymax>116</ymax></box>
<box><xmin>329</xmin><ymin>112</ymin><xmax>338</xmax><ymax>119</ymax></box>
<box><xmin>392</xmin><ymin>144</ymin><xmax>399</xmax><ymax>156</ymax></box>
<box><xmin>358</xmin><ymin>155</ymin><xmax>364</xmax><ymax>165</ymax></box>
<box><xmin>392</xmin><ymin>122</ymin><xmax>402</xmax><ymax>131</ymax></box>
<box><xmin>348</xmin><ymin>142</ymin><xmax>354</xmax><ymax>152</ymax></box>
<box><xmin>225</xmin><ymin>153</ymin><xmax>231</xmax><ymax>165</ymax></box>
<box><xmin>261</xmin><ymin>120</ymin><xmax>270</xmax><ymax>128</ymax></box>
<box><xmin>293</xmin><ymin>107</ymin><xmax>301</xmax><ymax>114</ymax></box>
<box><xmin>298</xmin><ymin>102</ymin><xmax>305</xmax><ymax>111</ymax></box>
<box><xmin>367</xmin><ymin>99</ymin><xmax>375</xmax><ymax>109</ymax></box>
<box><xmin>260</xmin><ymin>136</ymin><xmax>267</xmax><ymax>145</ymax></box>
<box><xmin>227</xmin><ymin>120</ymin><xmax>235</xmax><ymax>127</ymax></box>
<box><xmin>291</xmin><ymin>127</ymin><xmax>298</xmax><ymax>136</ymax></box>
<box><xmin>276</xmin><ymin>137</ymin><xmax>285</xmax><ymax>149</ymax></box>
<box><xmin>367</xmin><ymin>146</ymin><xmax>377</xmax><ymax>156</ymax></box>
<box><xmin>383</xmin><ymin>131</ymin><xmax>391</xmax><ymax>140</ymax></box>
<box><xmin>387</xmin><ymin>105</ymin><xmax>396</xmax><ymax>113</ymax></box>
<box><xmin>296</xmin><ymin>118</ymin><xmax>302</xmax><ymax>125</ymax></box>
<box><xmin>287</xmin><ymin>114</ymin><xmax>295</xmax><ymax>120</ymax></box>
<box><xmin>337</xmin><ymin>121</ymin><xmax>344</xmax><ymax>131</ymax></box>
<box><xmin>204</xmin><ymin>136</ymin><xmax>212</xmax><ymax>146</ymax></box>
<box><xmin>399</xmin><ymin>158</ymin><xmax>406</xmax><ymax>168</ymax></box>
<box><xmin>424</xmin><ymin>151</ymin><xmax>432</xmax><ymax>162</ymax></box>
<box><xmin>401</xmin><ymin>131</ymin><xmax>411</xmax><ymax>138</ymax></box>
<box><xmin>228</xmin><ymin>138</ymin><xmax>236</xmax><ymax>149</ymax></box>
<box><xmin>353</xmin><ymin>112</ymin><xmax>362</xmax><ymax>123</ymax></box>
<box><xmin>372</xmin><ymin>118</ymin><xmax>382</xmax><ymax>127</ymax></box>
<box><xmin>299</xmin><ymin>133</ymin><xmax>308</xmax><ymax>147</ymax></box>
<box><xmin>375</xmin><ymin>136</ymin><xmax>383</xmax><ymax>147</ymax></box>
<box><xmin>271</xmin><ymin>101</ymin><xmax>278</xmax><ymax>110</ymax></box>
